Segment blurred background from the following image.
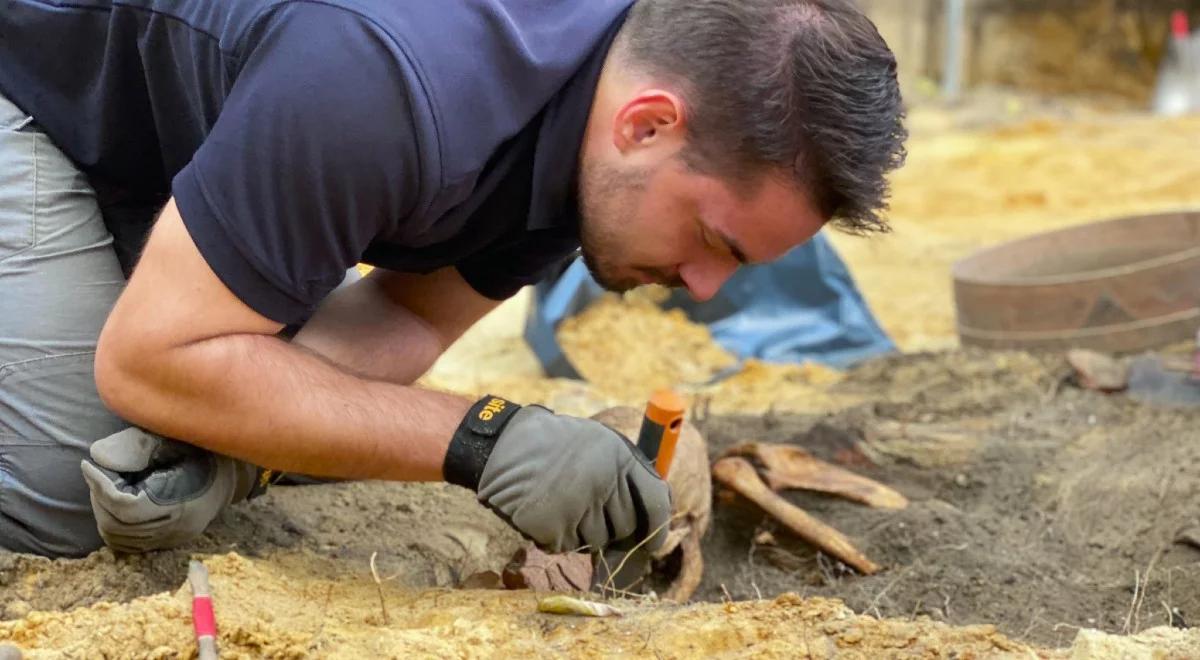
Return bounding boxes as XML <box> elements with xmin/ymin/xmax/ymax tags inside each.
<box><xmin>868</xmin><ymin>0</ymin><xmax>1197</xmax><ymax>106</ymax></box>
<box><xmin>423</xmin><ymin>0</ymin><xmax>1200</xmax><ymax>403</ymax></box>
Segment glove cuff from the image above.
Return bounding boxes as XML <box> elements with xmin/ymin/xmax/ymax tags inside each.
<box><xmin>444</xmin><ymin>395</ymin><xmax>522</xmax><ymax>491</ymax></box>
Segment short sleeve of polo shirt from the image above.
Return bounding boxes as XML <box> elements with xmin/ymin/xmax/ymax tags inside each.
<box><xmin>172</xmin><ymin>2</ymin><xmax>426</xmax><ymax>325</ymax></box>
<box><xmin>457</xmin><ymin>231</ymin><xmax>581</xmax><ymax>301</ymax></box>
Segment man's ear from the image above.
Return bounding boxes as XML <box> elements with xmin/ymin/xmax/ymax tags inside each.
<box><xmin>612</xmin><ymin>89</ymin><xmax>686</xmax><ymax>153</ymax></box>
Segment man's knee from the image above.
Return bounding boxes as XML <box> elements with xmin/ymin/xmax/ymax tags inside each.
<box><xmin>0</xmin><ymin>95</ymin><xmax>127</xmax><ymax>557</ymax></box>
<box><xmin>0</xmin><ymin>439</ymin><xmax>104</xmax><ymax>557</ymax></box>
<box><xmin>0</xmin><ymin>353</ymin><xmax>123</xmax><ymax>557</ymax></box>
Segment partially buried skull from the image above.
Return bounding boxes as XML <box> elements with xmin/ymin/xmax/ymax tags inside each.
<box><xmin>484</xmin><ymin>404</ymin><xmax>712</xmax><ymax>601</ymax></box>
<box><xmin>590</xmin><ymin>406</ymin><xmax>711</xmax><ymax>602</ymax></box>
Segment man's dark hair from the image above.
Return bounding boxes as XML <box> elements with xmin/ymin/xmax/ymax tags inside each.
<box><xmin>616</xmin><ymin>0</ymin><xmax>907</xmax><ymax>233</ymax></box>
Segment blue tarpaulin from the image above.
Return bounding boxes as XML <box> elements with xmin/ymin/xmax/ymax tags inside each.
<box><xmin>524</xmin><ymin>233</ymin><xmax>896</xmax><ymax>379</ymax></box>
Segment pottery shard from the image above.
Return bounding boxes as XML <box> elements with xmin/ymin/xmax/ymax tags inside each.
<box><xmin>501</xmin><ymin>547</ymin><xmax>593</xmax><ymax>592</ymax></box>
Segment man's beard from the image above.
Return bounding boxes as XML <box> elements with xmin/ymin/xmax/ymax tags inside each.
<box><xmin>577</xmin><ymin>159</ymin><xmax>646</xmax><ymax>293</ymax></box>
<box><xmin>579</xmin><ymin>243</ymin><xmax>636</xmax><ymax>293</ymax></box>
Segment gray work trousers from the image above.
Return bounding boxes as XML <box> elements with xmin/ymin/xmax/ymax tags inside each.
<box><xmin>0</xmin><ymin>91</ymin><xmax>127</xmax><ymax>557</ymax></box>
<box><xmin>0</xmin><ymin>92</ymin><xmax>360</xmax><ymax>557</ymax></box>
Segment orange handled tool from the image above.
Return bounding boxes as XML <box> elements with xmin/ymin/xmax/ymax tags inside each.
<box><xmin>636</xmin><ymin>389</ymin><xmax>686</xmax><ymax>477</ymax></box>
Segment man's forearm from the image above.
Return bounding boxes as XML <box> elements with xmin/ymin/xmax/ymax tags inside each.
<box><xmin>290</xmin><ymin>275</ymin><xmax>446</xmax><ymax>384</ymax></box>
<box><xmin>96</xmin><ymin>330</ymin><xmax>471</xmax><ymax>481</ymax></box>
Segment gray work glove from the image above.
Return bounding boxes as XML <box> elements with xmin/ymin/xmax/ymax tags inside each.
<box><xmin>80</xmin><ymin>428</ymin><xmax>276</xmax><ymax>553</ymax></box>
<box><xmin>443</xmin><ymin>396</ymin><xmax>672</xmax><ymax>555</ymax></box>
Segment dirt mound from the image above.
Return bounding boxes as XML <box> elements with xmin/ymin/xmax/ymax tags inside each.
<box><xmin>691</xmin><ymin>349</ymin><xmax>1200</xmax><ymax>648</ymax></box>
<box><xmin>970</xmin><ymin>2</ymin><xmax>1164</xmax><ymax>103</ymax></box>
<box><xmin>557</xmin><ymin>293</ymin><xmax>739</xmax><ymax>398</ymax></box>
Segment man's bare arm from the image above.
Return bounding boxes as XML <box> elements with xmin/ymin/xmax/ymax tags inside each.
<box><xmin>94</xmin><ymin>199</ymin><xmax>496</xmax><ymax>481</ymax></box>
<box><xmin>291</xmin><ymin>267</ymin><xmax>499</xmax><ymax>384</ymax></box>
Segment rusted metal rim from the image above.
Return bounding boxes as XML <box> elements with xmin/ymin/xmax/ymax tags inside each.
<box><xmin>952</xmin><ymin>210</ymin><xmax>1200</xmax><ymax>353</ymax></box>
<box><xmin>952</xmin><ymin>210</ymin><xmax>1200</xmax><ymax>287</ymax></box>
<box><xmin>955</xmin><ymin>245</ymin><xmax>1200</xmax><ymax>287</ymax></box>
<box><xmin>958</xmin><ymin>307</ymin><xmax>1200</xmax><ymax>342</ymax></box>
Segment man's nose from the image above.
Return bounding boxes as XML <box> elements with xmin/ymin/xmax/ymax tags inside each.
<box><xmin>679</xmin><ymin>257</ymin><xmax>738</xmax><ymax>302</ymax></box>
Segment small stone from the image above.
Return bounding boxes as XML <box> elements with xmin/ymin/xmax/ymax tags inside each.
<box><xmin>501</xmin><ymin>547</ymin><xmax>592</xmax><ymax>592</ymax></box>
<box><xmin>0</xmin><ymin>644</ymin><xmax>22</xmax><ymax>660</ymax></box>
<box><xmin>773</xmin><ymin>592</ymin><xmax>803</xmax><ymax>607</ymax></box>
<box><xmin>1067</xmin><ymin>349</ymin><xmax>1129</xmax><ymax>392</ymax></box>
<box><xmin>839</xmin><ymin>627</ymin><xmax>864</xmax><ymax>645</ymax></box>
<box><xmin>753</xmin><ymin>530</ymin><xmax>777</xmax><ymax>546</ymax></box>
<box><xmin>954</xmin><ymin>473</ymin><xmax>969</xmax><ymax>487</ymax></box>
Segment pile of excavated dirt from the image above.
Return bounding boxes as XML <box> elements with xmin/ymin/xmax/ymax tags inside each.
<box><xmin>531</xmin><ymin>294</ymin><xmax>848</xmax><ymax>416</ymax></box>
<box><xmin>557</xmin><ymin>294</ymin><xmax>740</xmax><ymax>398</ymax></box>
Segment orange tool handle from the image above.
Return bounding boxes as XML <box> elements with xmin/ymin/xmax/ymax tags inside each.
<box><xmin>636</xmin><ymin>389</ymin><xmax>686</xmax><ymax>477</ymax></box>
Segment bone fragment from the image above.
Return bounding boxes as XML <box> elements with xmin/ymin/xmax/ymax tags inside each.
<box><xmin>722</xmin><ymin>442</ymin><xmax>908</xmax><ymax>509</ymax></box>
<box><xmin>712</xmin><ymin>457</ymin><xmax>880</xmax><ymax>575</ymax></box>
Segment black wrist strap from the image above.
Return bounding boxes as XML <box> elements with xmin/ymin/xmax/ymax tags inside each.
<box><xmin>443</xmin><ymin>395</ymin><xmax>522</xmax><ymax>491</ymax></box>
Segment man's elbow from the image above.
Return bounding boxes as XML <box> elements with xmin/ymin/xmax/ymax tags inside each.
<box><xmin>93</xmin><ymin>325</ymin><xmax>153</xmax><ymax>424</ymax></box>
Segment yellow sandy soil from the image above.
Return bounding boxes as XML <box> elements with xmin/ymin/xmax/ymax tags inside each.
<box><xmin>1</xmin><ymin>554</ymin><xmax>1046</xmax><ymax>659</ymax></box>
<box><xmin>9</xmin><ymin>554</ymin><xmax>1200</xmax><ymax>658</ymax></box>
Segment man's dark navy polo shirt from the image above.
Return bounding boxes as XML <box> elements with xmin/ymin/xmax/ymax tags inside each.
<box><xmin>0</xmin><ymin>0</ymin><xmax>632</xmax><ymax>324</ymax></box>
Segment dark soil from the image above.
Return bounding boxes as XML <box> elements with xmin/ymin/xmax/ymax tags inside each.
<box><xmin>687</xmin><ymin>349</ymin><xmax>1200</xmax><ymax>647</ymax></box>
